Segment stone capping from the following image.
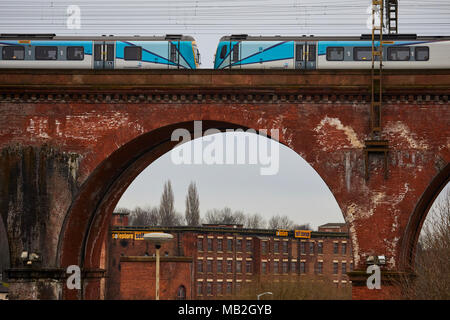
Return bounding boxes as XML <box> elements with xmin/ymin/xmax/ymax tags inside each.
<box><xmin>120</xmin><ymin>256</ymin><xmax>193</xmax><ymax>263</ymax></box>
<box><xmin>0</xmin><ymin>92</ymin><xmax>448</xmax><ymax>104</ymax></box>
<box><xmin>6</xmin><ymin>268</ymin><xmax>67</xmax><ymax>280</ymax></box>
<box><xmin>5</xmin><ymin>268</ymin><xmax>106</xmax><ymax>280</ymax></box>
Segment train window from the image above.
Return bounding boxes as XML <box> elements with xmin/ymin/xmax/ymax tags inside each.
<box><xmin>124</xmin><ymin>46</ymin><xmax>142</xmax><ymax>61</ymax></box>
<box><xmin>308</xmin><ymin>44</ymin><xmax>316</xmax><ymax>62</ymax></box>
<box><xmin>387</xmin><ymin>47</ymin><xmax>410</xmax><ymax>61</ymax></box>
<box><xmin>295</xmin><ymin>45</ymin><xmax>303</xmax><ymax>61</ymax></box>
<box><xmin>94</xmin><ymin>44</ymin><xmax>102</xmax><ymax>61</ymax></box>
<box><xmin>2</xmin><ymin>46</ymin><xmax>25</xmax><ymax>60</ymax></box>
<box><xmin>415</xmin><ymin>47</ymin><xmax>429</xmax><ymax>61</ymax></box>
<box><xmin>170</xmin><ymin>43</ymin><xmax>178</xmax><ymax>62</ymax></box>
<box><xmin>35</xmin><ymin>46</ymin><xmax>58</xmax><ymax>60</ymax></box>
<box><xmin>326</xmin><ymin>47</ymin><xmax>344</xmax><ymax>61</ymax></box>
<box><xmin>220</xmin><ymin>45</ymin><xmax>227</xmax><ymax>59</ymax></box>
<box><xmin>67</xmin><ymin>46</ymin><xmax>84</xmax><ymax>60</ymax></box>
<box><xmin>353</xmin><ymin>47</ymin><xmax>372</xmax><ymax>61</ymax></box>
<box><xmin>232</xmin><ymin>44</ymin><xmax>239</xmax><ymax>61</ymax></box>
<box><xmin>106</xmin><ymin>44</ymin><xmax>115</xmax><ymax>61</ymax></box>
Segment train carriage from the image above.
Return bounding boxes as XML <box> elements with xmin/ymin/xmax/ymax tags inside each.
<box><xmin>214</xmin><ymin>34</ymin><xmax>450</xmax><ymax>70</ymax></box>
<box><xmin>0</xmin><ymin>34</ymin><xmax>200</xmax><ymax>69</ymax></box>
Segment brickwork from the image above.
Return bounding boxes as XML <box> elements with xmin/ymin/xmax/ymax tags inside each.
<box><xmin>0</xmin><ymin>70</ymin><xmax>448</xmax><ymax>299</ymax></box>
<box><xmin>119</xmin><ymin>257</ymin><xmax>192</xmax><ymax>300</ymax></box>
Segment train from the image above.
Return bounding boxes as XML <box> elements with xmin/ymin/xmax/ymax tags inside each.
<box><xmin>1</xmin><ymin>33</ymin><xmax>450</xmax><ymax>70</ymax></box>
<box><xmin>0</xmin><ymin>34</ymin><xmax>200</xmax><ymax>69</ymax></box>
<box><xmin>213</xmin><ymin>34</ymin><xmax>450</xmax><ymax>69</ymax></box>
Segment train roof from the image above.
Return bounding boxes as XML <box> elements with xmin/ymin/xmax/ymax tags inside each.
<box><xmin>0</xmin><ymin>34</ymin><xmax>196</xmax><ymax>41</ymax></box>
<box><xmin>219</xmin><ymin>34</ymin><xmax>450</xmax><ymax>41</ymax></box>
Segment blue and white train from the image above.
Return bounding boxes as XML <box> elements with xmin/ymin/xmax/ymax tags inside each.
<box><xmin>0</xmin><ymin>34</ymin><xmax>200</xmax><ymax>69</ymax></box>
<box><xmin>213</xmin><ymin>34</ymin><xmax>450</xmax><ymax>69</ymax></box>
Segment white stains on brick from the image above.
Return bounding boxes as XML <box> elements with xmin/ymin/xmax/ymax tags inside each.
<box><xmin>26</xmin><ymin>117</ymin><xmax>50</xmax><ymax>139</ymax></box>
<box><xmin>345</xmin><ymin>152</ymin><xmax>352</xmax><ymax>191</ymax></box>
<box><xmin>314</xmin><ymin>116</ymin><xmax>364</xmax><ymax>150</ymax></box>
<box><xmin>385</xmin><ymin>236</ymin><xmax>399</xmax><ymax>268</ymax></box>
<box><xmin>385</xmin><ymin>122</ymin><xmax>429</xmax><ymax>150</ymax></box>
<box><xmin>131</xmin><ymin>121</ymin><xmax>145</xmax><ymax>135</ymax></box>
<box><xmin>281</xmin><ymin>127</ymin><xmax>294</xmax><ymax>148</ymax></box>
<box><xmin>63</xmin><ymin>112</ymin><xmax>133</xmax><ymax>142</ymax></box>
<box><xmin>255</xmin><ymin>114</ymin><xmax>293</xmax><ymax>148</ymax></box>
<box><xmin>27</xmin><ymin>118</ymin><xmax>35</xmax><ymax>133</ymax></box>
<box><xmin>371</xmin><ymin>191</ymin><xmax>386</xmax><ymax>207</ymax></box>
<box><xmin>55</xmin><ymin>119</ymin><xmax>62</xmax><ymax>137</ymax></box>
<box><xmin>394</xmin><ymin>183</ymin><xmax>409</xmax><ymax>205</ymax></box>
<box><xmin>391</xmin><ymin>215</ymin><xmax>399</xmax><ymax>233</ymax></box>
<box><xmin>344</xmin><ymin>203</ymin><xmax>361</xmax><ymax>267</ymax></box>
<box><xmin>68</xmin><ymin>154</ymin><xmax>79</xmax><ymax>182</ymax></box>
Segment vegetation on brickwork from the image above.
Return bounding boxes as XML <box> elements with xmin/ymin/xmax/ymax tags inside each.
<box><xmin>117</xmin><ymin>179</ymin><xmax>312</xmax><ymax>229</ymax></box>
<box><xmin>218</xmin><ymin>275</ymin><xmax>351</xmax><ymax>300</ymax></box>
<box><xmin>400</xmin><ymin>187</ymin><xmax>450</xmax><ymax>300</ymax></box>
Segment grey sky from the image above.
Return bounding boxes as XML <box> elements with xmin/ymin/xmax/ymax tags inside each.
<box><xmin>1</xmin><ymin>0</ymin><xmax>448</xmax><ymax>229</ymax></box>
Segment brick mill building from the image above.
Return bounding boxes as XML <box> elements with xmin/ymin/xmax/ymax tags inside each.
<box><xmin>106</xmin><ymin>212</ymin><xmax>353</xmax><ymax>300</ymax></box>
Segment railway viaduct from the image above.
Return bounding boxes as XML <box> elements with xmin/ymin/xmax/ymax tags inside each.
<box><xmin>0</xmin><ymin>69</ymin><xmax>448</xmax><ymax>300</ymax></box>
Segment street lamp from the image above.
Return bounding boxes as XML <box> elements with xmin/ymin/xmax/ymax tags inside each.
<box><xmin>144</xmin><ymin>232</ymin><xmax>174</xmax><ymax>300</ymax></box>
<box><xmin>257</xmin><ymin>292</ymin><xmax>273</xmax><ymax>300</ymax></box>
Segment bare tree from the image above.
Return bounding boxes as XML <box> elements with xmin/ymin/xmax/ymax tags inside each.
<box><xmin>172</xmin><ymin>212</ymin><xmax>186</xmax><ymax>226</ymax></box>
<box><xmin>245</xmin><ymin>213</ymin><xmax>266</xmax><ymax>229</ymax></box>
<box><xmin>268</xmin><ymin>214</ymin><xmax>294</xmax><ymax>229</ymax></box>
<box><xmin>114</xmin><ymin>207</ymin><xmax>131</xmax><ymax>214</ymax></box>
<box><xmin>146</xmin><ymin>206</ymin><xmax>160</xmax><ymax>226</ymax></box>
<box><xmin>402</xmin><ymin>187</ymin><xmax>450</xmax><ymax>299</ymax></box>
<box><xmin>204</xmin><ymin>208</ymin><xmax>223</xmax><ymax>224</ymax></box>
<box><xmin>185</xmin><ymin>182</ymin><xmax>200</xmax><ymax>226</ymax></box>
<box><xmin>204</xmin><ymin>207</ymin><xmax>246</xmax><ymax>225</ymax></box>
<box><xmin>129</xmin><ymin>206</ymin><xmax>159</xmax><ymax>226</ymax></box>
<box><xmin>159</xmin><ymin>180</ymin><xmax>177</xmax><ymax>226</ymax></box>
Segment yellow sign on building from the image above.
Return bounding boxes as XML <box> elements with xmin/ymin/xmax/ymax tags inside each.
<box><xmin>276</xmin><ymin>229</ymin><xmax>289</xmax><ymax>237</ymax></box>
<box><xmin>112</xmin><ymin>232</ymin><xmax>134</xmax><ymax>240</ymax></box>
<box><xmin>134</xmin><ymin>232</ymin><xmax>146</xmax><ymax>240</ymax></box>
<box><xmin>294</xmin><ymin>230</ymin><xmax>311</xmax><ymax>239</ymax></box>
<box><xmin>112</xmin><ymin>231</ymin><xmax>158</xmax><ymax>240</ymax></box>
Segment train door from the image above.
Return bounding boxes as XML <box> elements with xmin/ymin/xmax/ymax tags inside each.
<box><xmin>93</xmin><ymin>41</ymin><xmax>115</xmax><ymax>69</ymax></box>
<box><xmin>169</xmin><ymin>41</ymin><xmax>180</xmax><ymax>69</ymax></box>
<box><xmin>229</xmin><ymin>41</ymin><xmax>241</xmax><ymax>69</ymax></box>
<box><xmin>305</xmin><ymin>42</ymin><xmax>316</xmax><ymax>70</ymax></box>
<box><xmin>295</xmin><ymin>42</ymin><xmax>305</xmax><ymax>69</ymax></box>
<box><xmin>93</xmin><ymin>41</ymin><xmax>103</xmax><ymax>69</ymax></box>
<box><xmin>295</xmin><ymin>42</ymin><xmax>316</xmax><ymax>70</ymax></box>
<box><xmin>104</xmin><ymin>41</ymin><xmax>115</xmax><ymax>69</ymax></box>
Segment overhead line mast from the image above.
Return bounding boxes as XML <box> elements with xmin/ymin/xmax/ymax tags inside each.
<box><xmin>364</xmin><ymin>0</ymin><xmax>391</xmax><ymax>180</ymax></box>
<box><xmin>385</xmin><ymin>0</ymin><xmax>399</xmax><ymax>34</ymax></box>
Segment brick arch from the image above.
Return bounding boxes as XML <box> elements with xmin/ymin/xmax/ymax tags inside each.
<box><xmin>57</xmin><ymin>119</ymin><xmax>349</xmax><ymax>299</ymax></box>
<box><xmin>399</xmin><ymin>163</ymin><xmax>450</xmax><ymax>272</ymax></box>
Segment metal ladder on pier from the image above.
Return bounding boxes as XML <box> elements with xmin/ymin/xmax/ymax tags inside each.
<box><xmin>364</xmin><ymin>0</ymin><xmax>389</xmax><ymax>180</ymax></box>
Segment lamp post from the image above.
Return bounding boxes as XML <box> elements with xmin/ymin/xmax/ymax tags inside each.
<box><xmin>257</xmin><ymin>291</ymin><xmax>273</xmax><ymax>300</ymax></box>
<box><xmin>144</xmin><ymin>232</ymin><xmax>174</xmax><ymax>300</ymax></box>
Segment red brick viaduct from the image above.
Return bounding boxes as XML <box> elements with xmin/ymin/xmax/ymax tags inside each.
<box><xmin>0</xmin><ymin>69</ymin><xmax>448</xmax><ymax>300</ymax></box>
